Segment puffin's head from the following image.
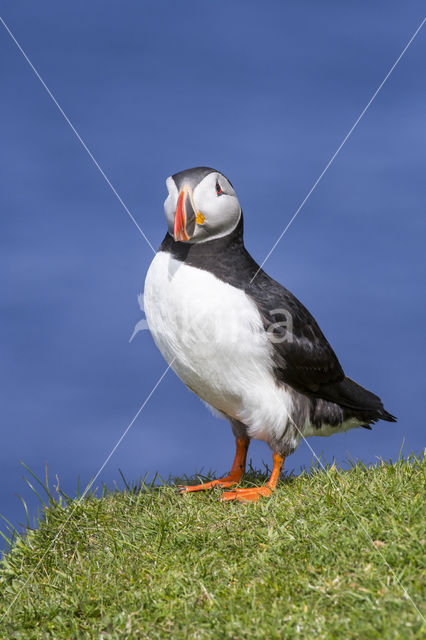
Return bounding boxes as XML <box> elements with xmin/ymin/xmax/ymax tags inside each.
<box><xmin>164</xmin><ymin>167</ymin><xmax>241</xmax><ymax>243</ymax></box>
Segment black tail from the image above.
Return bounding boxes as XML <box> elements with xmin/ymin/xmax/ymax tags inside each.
<box><xmin>321</xmin><ymin>376</ymin><xmax>397</xmax><ymax>424</ymax></box>
<box><xmin>379</xmin><ymin>408</ymin><xmax>397</xmax><ymax>423</ymax></box>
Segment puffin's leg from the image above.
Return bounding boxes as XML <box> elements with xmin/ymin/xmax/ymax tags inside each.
<box><xmin>179</xmin><ymin>436</ymin><xmax>250</xmax><ymax>493</ymax></box>
<box><xmin>220</xmin><ymin>452</ymin><xmax>284</xmax><ymax>502</ymax></box>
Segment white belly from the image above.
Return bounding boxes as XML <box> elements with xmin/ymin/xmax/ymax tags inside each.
<box><xmin>144</xmin><ymin>251</ymin><xmax>295</xmax><ymax>444</ymax></box>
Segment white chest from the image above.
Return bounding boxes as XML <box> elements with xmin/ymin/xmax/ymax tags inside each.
<box><xmin>144</xmin><ymin>251</ymin><xmax>277</xmax><ymax>420</ymax></box>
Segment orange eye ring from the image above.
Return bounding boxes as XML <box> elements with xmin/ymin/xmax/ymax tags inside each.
<box><xmin>216</xmin><ymin>180</ymin><xmax>223</xmax><ymax>195</ymax></box>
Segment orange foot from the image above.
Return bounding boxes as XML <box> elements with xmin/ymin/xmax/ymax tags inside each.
<box><xmin>220</xmin><ymin>486</ymin><xmax>274</xmax><ymax>502</ymax></box>
<box><xmin>179</xmin><ymin>476</ymin><xmax>239</xmax><ymax>493</ymax></box>
<box><xmin>179</xmin><ymin>437</ymin><xmax>250</xmax><ymax>494</ymax></box>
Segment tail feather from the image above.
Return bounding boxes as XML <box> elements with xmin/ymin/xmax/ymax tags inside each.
<box><xmin>379</xmin><ymin>408</ymin><xmax>397</xmax><ymax>423</ymax></box>
<box><xmin>321</xmin><ymin>376</ymin><xmax>397</xmax><ymax>424</ymax></box>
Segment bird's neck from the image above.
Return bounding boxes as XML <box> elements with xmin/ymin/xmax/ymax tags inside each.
<box><xmin>159</xmin><ymin>213</ymin><xmax>246</xmax><ymax>261</ymax></box>
<box><xmin>158</xmin><ymin>213</ymin><xmax>262</xmax><ymax>288</ymax></box>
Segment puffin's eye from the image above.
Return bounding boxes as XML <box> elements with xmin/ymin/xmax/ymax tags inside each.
<box><xmin>216</xmin><ymin>180</ymin><xmax>223</xmax><ymax>195</ymax></box>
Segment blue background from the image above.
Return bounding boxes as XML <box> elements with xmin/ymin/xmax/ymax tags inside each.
<box><xmin>1</xmin><ymin>1</ymin><xmax>425</xmax><ymax>543</ymax></box>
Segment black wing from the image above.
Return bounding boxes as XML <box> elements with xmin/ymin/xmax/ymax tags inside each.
<box><xmin>248</xmin><ymin>270</ymin><xmax>395</xmax><ymax>421</ymax></box>
<box><xmin>247</xmin><ymin>270</ymin><xmax>345</xmax><ymax>396</ymax></box>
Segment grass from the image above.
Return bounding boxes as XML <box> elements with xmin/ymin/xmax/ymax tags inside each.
<box><xmin>0</xmin><ymin>455</ymin><xmax>424</xmax><ymax>639</ymax></box>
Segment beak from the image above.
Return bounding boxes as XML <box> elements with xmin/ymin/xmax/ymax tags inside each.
<box><xmin>174</xmin><ymin>186</ymin><xmax>196</xmax><ymax>242</ymax></box>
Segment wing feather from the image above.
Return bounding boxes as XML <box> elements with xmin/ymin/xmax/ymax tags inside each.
<box><xmin>248</xmin><ymin>271</ymin><xmax>345</xmax><ymax>396</ymax></box>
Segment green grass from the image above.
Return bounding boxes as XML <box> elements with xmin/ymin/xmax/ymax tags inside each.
<box><xmin>0</xmin><ymin>455</ymin><xmax>424</xmax><ymax>639</ymax></box>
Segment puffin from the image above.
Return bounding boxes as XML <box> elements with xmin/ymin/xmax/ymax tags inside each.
<box><xmin>144</xmin><ymin>166</ymin><xmax>396</xmax><ymax>502</ymax></box>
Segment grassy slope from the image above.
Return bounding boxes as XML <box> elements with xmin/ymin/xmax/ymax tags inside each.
<box><xmin>0</xmin><ymin>456</ymin><xmax>424</xmax><ymax>639</ymax></box>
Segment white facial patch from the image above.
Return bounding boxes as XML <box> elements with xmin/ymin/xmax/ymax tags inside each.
<box><xmin>192</xmin><ymin>172</ymin><xmax>241</xmax><ymax>242</ymax></box>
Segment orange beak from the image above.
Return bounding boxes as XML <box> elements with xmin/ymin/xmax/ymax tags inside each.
<box><xmin>174</xmin><ymin>186</ymin><xmax>196</xmax><ymax>242</ymax></box>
